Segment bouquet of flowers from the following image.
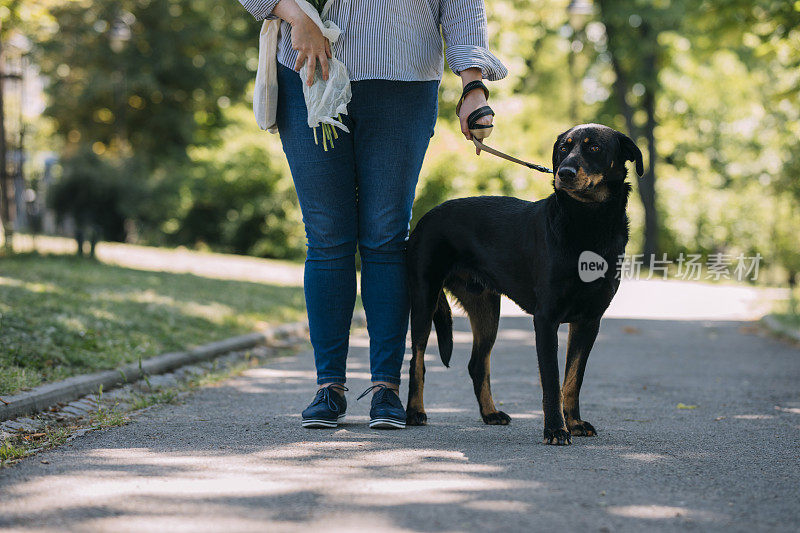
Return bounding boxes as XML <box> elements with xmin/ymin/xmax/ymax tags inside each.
<box><xmin>297</xmin><ymin>0</ymin><xmax>352</xmax><ymax>150</ymax></box>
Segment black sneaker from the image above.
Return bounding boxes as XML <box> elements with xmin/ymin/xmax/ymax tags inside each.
<box><xmin>301</xmin><ymin>385</ymin><xmax>348</xmax><ymax>428</ymax></box>
<box><xmin>357</xmin><ymin>385</ymin><xmax>406</xmax><ymax>429</ymax></box>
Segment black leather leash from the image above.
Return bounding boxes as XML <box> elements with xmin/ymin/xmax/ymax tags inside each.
<box><xmin>456</xmin><ymin>80</ymin><xmax>554</xmax><ymax>175</ymax></box>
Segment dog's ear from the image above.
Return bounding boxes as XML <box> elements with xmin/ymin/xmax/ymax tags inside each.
<box><xmin>618</xmin><ymin>132</ymin><xmax>644</xmax><ymax>177</ymax></box>
<box><xmin>552</xmin><ymin>131</ymin><xmax>568</xmax><ymax>175</ymax></box>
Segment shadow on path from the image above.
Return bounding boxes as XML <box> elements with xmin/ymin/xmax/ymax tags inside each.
<box><xmin>2</xmin><ymin>317</ymin><xmax>799</xmax><ymax>532</ymax></box>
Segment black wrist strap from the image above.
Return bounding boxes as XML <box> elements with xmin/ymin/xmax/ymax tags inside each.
<box><xmin>467</xmin><ymin>105</ymin><xmax>495</xmax><ymax>131</ymax></box>
<box><xmin>455</xmin><ymin>80</ymin><xmax>490</xmax><ymax>117</ymax></box>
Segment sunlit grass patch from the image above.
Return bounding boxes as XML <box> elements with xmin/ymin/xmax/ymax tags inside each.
<box><xmin>0</xmin><ymin>253</ymin><xmax>305</xmax><ymax>395</ymax></box>
<box><xmin>130</xmin><ymin>388</ymin><xmax>180</xmax><ymax>411</ymax></box>
<box><xmin>0</xmin><ymin>426</ymin><xmax>72</xmax><ymax>467</ymax></box>
<box><xmin>1</xmin><ymin>344</ymin><xmax>301</xmax><ymax>467</ymax></box>
<box><xmin>773</xmin><ymin>286</ymin><xmax>800</xmax><ymax>331</ymax></box>
<box><xmin>0</xmin><ymin>439</ymin><xmax>28</xmax><ymax>463</ymax></box>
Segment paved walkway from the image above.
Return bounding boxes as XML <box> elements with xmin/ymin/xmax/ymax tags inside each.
<box><xmin>1</xmin><ymin>282</ymin><xmax>798</xmax><ymax>532</ymax></box>
<box><xmin>9</xmin><ymin>234</ymin><xmax>305</xmax><ymax>286</ymax></box>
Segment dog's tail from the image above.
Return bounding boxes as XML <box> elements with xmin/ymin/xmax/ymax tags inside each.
<box><xmin>433</xmin><ymin>291</ymin><xmax>454</xmax><ymax>367</ymax></box>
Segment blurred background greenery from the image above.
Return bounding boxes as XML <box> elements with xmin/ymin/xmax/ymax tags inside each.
<box><xmin>2</xmin><ymin>0</ymin><xmax>799</xmax><ymax>285</ymax></box>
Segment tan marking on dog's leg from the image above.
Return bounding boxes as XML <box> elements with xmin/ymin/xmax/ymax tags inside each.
<box><xmin>407</xmin><ymin>346</ymin><xmax>426</xmax><ymax>412</ymax></box>
<box><xmin>467</xmin><ymin>311</ymin><xmax>494</xmax><ymax>416</ymax></box>
<box><xmin>563</xmin><ymin>320</ymin><xmax>601</xmax><ymax>436</ymax></box>
<box><xmin>477</xmin><ymin>353</ymin><xmax>497</xmax><ymax>416</ymax></box>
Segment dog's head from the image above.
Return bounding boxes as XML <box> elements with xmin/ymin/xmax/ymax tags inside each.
<box><xmin>551</xmin><ymin>124</ymin><xmax>643</xmax><ymax>203</ymax></box>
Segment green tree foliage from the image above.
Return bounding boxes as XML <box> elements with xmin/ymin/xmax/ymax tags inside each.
<box><xmin>594</xmin><ymin>0</ymin><xmax>687</xmax><ymax>258</ymax></box>
<box><xmin>48</xmin><ymin>146</ymin><xmax>143</xmax><ymax>254</ymax></box>
<box><xmin>166</xmin><ymin>143</ymin><xmax>305</xmax><ymax>259</ymax></box>
<box><xmin>29</xmin><ymin>0</ymin><xmax>266</xmax><ymax>247</ymax></box>
<box><xmin>16</xmin><ymin>0</ymin><xmax>800</xmax><ymax>285</ymax></box>
<box><xmin>34</xmin><ymin>0</ymin><xmax>256</xmax><ymax>164</ymax></box>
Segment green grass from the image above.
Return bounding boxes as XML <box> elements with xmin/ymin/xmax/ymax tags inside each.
<box><xmin>130</xmin><ymin>388</ymin><xmax>180</xmax><ymax>411</ymax></box>
<box><xmin>1</xmin><ymin>344</ymin><xmax>301</xmax><ymax>468</ymax></box>
<box><xmin>0</xmin><ymin>426</ymin><xmax>72</xmax><ymax>467</ymax></box>
<box><xmin>770</xmin><ymin>285</ymin><xmax>800</xmax><ymax>338</ymax></box>
<box><xmin>0</xmin><ymin>253</ymin><xmax>305</xmax><ymax>395</ymax></box>
<box><xmin>774</xmin><ymin>300</ymin><xmax>800</xmax><ymax>329</ymax></box>
<box><xmin>774</xmin><ymin>313</ymin><xmax>800</xmax><ymax>329</ymax></box>
<box><xmin>0</xmin><ymin>439</ymin><xmax>29</xmax><ymax>463</ymax></box>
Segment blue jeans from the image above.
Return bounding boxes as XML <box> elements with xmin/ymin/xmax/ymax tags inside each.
<box><xmin>276</xmin><ymin>64</ymin><xmax>439</xmax><ymax>385</ymax></box>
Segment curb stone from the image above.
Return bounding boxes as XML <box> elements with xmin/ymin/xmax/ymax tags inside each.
<box><xmin>1</xmin><ymin>313</ymin><xmax>367</xmax><ymax>422</ymax></box>
<box><xmin>0</xmin><ymin>346</ymin><xmax>255</xmax><ymax>441</ymax></box>
<box><xmin>1</xmin><ymin>345</ymin><xmax>270</xmax><ymax>441</ymax></box>
<box><xmin>761</xmin><ymin>314</ymin><xmax>800</xmax><ymax>344</ymax></box>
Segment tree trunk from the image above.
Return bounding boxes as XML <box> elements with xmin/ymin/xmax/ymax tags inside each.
<box><xmin>0</xmin><ymin>36</ymin><xmax>12</xmax><ymax>251</ymax></box>
<box><xmin>598</xmin><ymin>2</ymin><xmax>660</xmax><ymax>258</ymax></box>
<box><xmin>638</xmin><ymin>22</ymin><xmax>660</xmax><ymax>258</ymax></box>
<box><xmin>639</xmin><ymin>99</ymin><xmax>659</xmax><ymax>258</ymax></box>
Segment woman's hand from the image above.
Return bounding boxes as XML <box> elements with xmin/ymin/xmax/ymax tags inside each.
<box><xmin>273</xmin><ymin>0</ymin><xmax>331</xmax><ymax>86</ymax></box>
<box><xmin>458</xmin><ymin>68</ymin><xmax>493</xmax><ymax>155</ymax></box>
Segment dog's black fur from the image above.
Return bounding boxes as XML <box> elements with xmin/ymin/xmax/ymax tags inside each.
<box><xmin>405</xmin><ymin>124</ymin><xmax>643</xmax><ymax>445</ymax></box>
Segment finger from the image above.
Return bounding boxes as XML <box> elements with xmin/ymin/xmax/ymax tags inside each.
<box><xmin>294</xmin><ymin>52</ymin><xmax>306</xmax><ymax>72</ymax></box>
<box><xmin>460</xmin><ymin>117</ymin><xmax>471</xmax><ymax>140</ymax></box>
<box><xmin>319</xmin><ymin>53</ymin><xmax>329</xmax><ymax>81</ymax></box>
<box><xmin>325</xmin><ymin>41</ymin><xmax>332</xmax><ymax>58</ymax></box>
<box><xmin>306</xmin><ymin>54</ymin><xmax>316</xmax><ymax>86</ymax></box>
<box><xmin>476</xmin><ymin>146</ymin><xmax>481</xmax><ymax>156</ymax></box>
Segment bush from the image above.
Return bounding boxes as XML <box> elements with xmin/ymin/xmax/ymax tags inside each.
<box><xmin>165</xmin><ymin>145</ymin><xmax>305</xmax><ymax>259</ymax></box>
<box><xmin>48</xmin><ymin>148</ymin><xmax>143</xmax><ymax>248</ymax></box>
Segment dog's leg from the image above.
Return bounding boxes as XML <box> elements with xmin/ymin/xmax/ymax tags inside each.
<box><xmin>563</xmin><ymin>318</ymin><xmax>601</xmax><ymax>436</ymax></box>
<box><xmin>406</xmin><ymin>288</ymin><xmax>438</xmax><ymax>426</ymax></box>
<box><xmin>461</xmin><ymin>292</ymin><xmax>510</xmax><ymax>425</ymax></box>
<box><xmin>406</xmin><ymin>340</ymin><xmax>428</xmax><ymax>425</ymax></box>
<box><xmin>533</xmin><ymin>315</ymin><xmax>571</xmax><ymax>445</ymax></box>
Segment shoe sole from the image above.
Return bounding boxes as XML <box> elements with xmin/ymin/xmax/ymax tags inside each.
<box><xmin>301</xmin><ymin>414</ymin><xmax>346</xmax><ymax>428</ymax></box>
<box><xmin>369</xmin><ymin>418</ymin><xmax>406</xmax><ymax>429</ymax></box>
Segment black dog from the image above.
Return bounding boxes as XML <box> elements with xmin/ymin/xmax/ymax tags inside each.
<box><xmin>405</xmin><ymin>124</ymin><xmax>643</xmax><ymax>445</ymax></box>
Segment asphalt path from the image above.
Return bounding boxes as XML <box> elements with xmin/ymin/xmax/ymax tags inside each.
<box><xmin>1</xmin><ymin>281</ymin><xmax>798</xmax><ymax>532</ymax></box>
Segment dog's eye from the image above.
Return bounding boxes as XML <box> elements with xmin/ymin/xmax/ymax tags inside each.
<box><xmin>589</xmin><ymin>145</ymin><xmax>600</xmax><ymax>152</ymax></box>
<box><xmin>559</xmin><ymin>145</ymin><xmax>568</xmax><ymax>152</ymax></box>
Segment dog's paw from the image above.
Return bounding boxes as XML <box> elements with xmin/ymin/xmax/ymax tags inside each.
<box><xmin>568</xmin><ymin>420</ymin><xmax>597</xmax><ymax>436</ymax></box>
<box><xmin>406</xmin><ymin>409</ymin><xmax>428</xmax><ymax>426</ymax></box>
<box><xmin>482</xmin><ymin>411</ymin><xmax>511</xmax><ymax>425</ymax></box>
<box><xmin>543</xmin><ymin>427</ymin><xmax>572</xmax><ymax>445</ymax></box>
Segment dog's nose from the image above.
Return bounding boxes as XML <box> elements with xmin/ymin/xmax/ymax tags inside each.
<box><xmin>557</xmin><ymin>166</ymin><xmax>577</xmax><ymax>180</ymax></box>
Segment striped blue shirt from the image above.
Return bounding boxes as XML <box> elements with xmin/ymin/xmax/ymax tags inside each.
<box><xmin>237</xmin><ymin>0</ymin><xmax>507</xmax><ymax>82</ymax></box>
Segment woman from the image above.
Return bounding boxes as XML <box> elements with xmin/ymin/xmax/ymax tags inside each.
<box><xmin>238</xmin><ymin>0</ymin><xmax>506</xmax><ymax>429</ymax></box>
